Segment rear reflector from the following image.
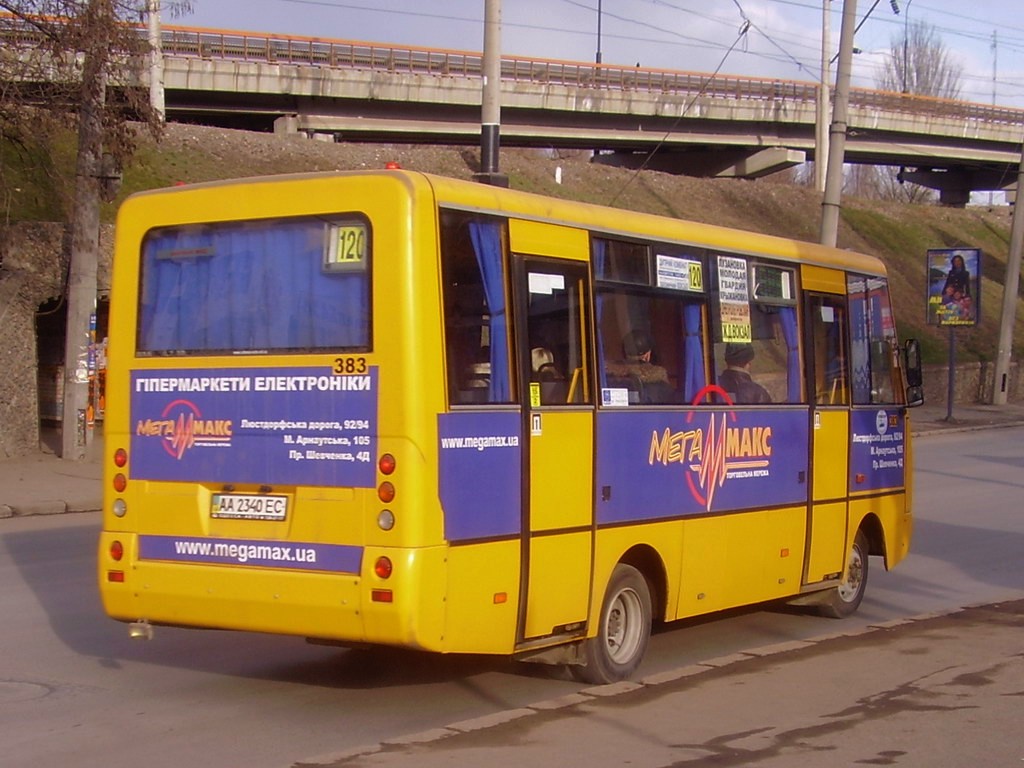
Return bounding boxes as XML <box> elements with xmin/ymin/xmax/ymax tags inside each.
<box><xmin>371</xmin><ymin>589</ymin><xmax>393</xmax><ymax>603</ymax></box>
<box><xmin>108</xmin><ymin>571</ymin><xmax>125</xmax><ymax>583</ymax></box>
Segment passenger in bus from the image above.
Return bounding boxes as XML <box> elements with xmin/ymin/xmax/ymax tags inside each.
<box><xmin>531</xmin><ymin>347</ymin><xmax>562</xmax><ymax>381</ymax></box>
<box><xmin>605</xmin><ymin>330</ymin><xmax>672</xmax><ymax>404</ymax></box>
<box><xmin>718</xmin><ymin>343</ymin><xmax>772</xmax><ymax>404</ymax></box>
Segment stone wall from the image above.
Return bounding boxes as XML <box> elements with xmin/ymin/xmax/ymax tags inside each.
<box><xmin>0</xmin><ymin>223</ymin><xmax>111</xmax><ymax>458</ymax></box>
<box><xmin>921</xmin><ymin>360</ymin><xmax>1023</xmax><ymax>406</ymax></box>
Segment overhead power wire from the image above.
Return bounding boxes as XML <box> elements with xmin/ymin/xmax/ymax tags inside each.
<box><xmin>607</xmin><ymin>18</ymin><xmax>752</xmax><ymax>207</ymax></box>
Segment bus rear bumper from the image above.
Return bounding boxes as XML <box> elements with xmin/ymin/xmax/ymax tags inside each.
<box><xmin>97</xmin><ymin>532</ymin><xmax>449</xmax><ymax>652</ymax></box>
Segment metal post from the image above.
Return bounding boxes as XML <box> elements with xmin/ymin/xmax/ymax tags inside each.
<box><xmin>946</xmin><ymin>326</ymin><xmax>956</xmax><ymax>421</ymax></box>
<box><xmin>992</xmin><ymin>142</ymin><xmax>1024</xmax><ymax>405</ymax></box>
<box><xmin>596</xmin><ymin>0</ymin><xmax>603</xmax><ymax>64</ymax></box>
<box><xmin>475</xmin><ymin>0</ymin><xmax>507</xmax><ymax>186</ymax></box>
<box><xmin>819</xmin><ymin>0</ymin><xmax>857</xmax><ymax>248</ymax></box>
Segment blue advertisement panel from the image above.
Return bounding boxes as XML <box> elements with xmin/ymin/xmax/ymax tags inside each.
<box><xmin>130</xmin><ymin>367</ymin><xmax>378</xmax><ymax>487</ymax></box>
<box><xmin>438</xmin><ymin>412</ymin><xmax>522</xmax><ymax>542</ymax></box>
<box><xmin>849</xmin><ymin>408</ymin><xmax>906</xmax><ymax>491</ymax></box>
<box><xmin>139</xmin><ymin>534</ymin><xmax>362</xmax><ymax>573</ymax></box>
<box><xmin>596</xmin><ymin>408</ymin><xmax>809</xmax><ymax>524</ymax></box>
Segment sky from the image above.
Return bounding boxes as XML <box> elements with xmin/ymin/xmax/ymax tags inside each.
<box><xmin>170</xmin><ymin>0</ymin><xmax>1024</xmax><ymax>109</ymax></box>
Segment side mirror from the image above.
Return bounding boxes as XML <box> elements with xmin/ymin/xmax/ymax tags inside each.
<box><xmin>906</xmin><ymin>385</ymin><xmax>925</xmax><ymax>408</ymax></box>
<box><xmin>904</xmin><ymin>339</ymin><xmax>924</xmax><ymax>406</ymax></box>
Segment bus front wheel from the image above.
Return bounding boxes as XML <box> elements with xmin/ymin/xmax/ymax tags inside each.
<box><xmin>817</xmin><ymin>530</ymin><xmax>869</xmax><ymax>619</ymax></box>
<box><xmin>573</xmin><ymin>564</ymin><xmax>652</xmax><ymax>684</ymax></box>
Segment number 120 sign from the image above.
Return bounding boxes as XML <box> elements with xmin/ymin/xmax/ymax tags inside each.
<box><xmin>325</xmin><ymin>222</ymin><xmax>368</xmax><ymax>272</ymax></box>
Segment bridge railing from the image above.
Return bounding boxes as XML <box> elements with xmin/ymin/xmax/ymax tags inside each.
<box><xmin>151</xmin><ymin>25</ymin><xmax>1024</xmax><ymax>126</ymax></box>
<box><xmin>3</xmin><ymin>14</ymin><xmax>1023</xmax><ymax>128</ymax></box>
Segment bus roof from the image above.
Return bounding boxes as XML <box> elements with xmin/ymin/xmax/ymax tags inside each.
<box><xmin>125</xmin><ymin>169</ymin><xmax>887</xmax><ymax>277</ymax></box>
<box><xmin>418</xmin><ymin>172</ymin><xmax>887</xmax><ymax>277</ymax></box>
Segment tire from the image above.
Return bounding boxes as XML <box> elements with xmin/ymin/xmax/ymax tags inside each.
<box><xmin>573</xmin><ymin>564</ymin><xmax>652</xmax><ymax>684</ymax></box>
<box><xmin>817</xmin><ymin>530</ymin><xmax>869</xmax><ymax>619</ymax></box>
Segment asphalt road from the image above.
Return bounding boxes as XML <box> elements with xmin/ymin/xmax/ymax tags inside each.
<box><xmin>1</xmin><ymin>426</ymin><xmax>1022</xmax><ymax>768</ymax></box>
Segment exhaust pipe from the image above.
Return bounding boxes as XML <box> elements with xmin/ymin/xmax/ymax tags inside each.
<box><xmin>129</xmin><ymin>621</ymin><xmax>154</xmax><ymax>640</ymax></box>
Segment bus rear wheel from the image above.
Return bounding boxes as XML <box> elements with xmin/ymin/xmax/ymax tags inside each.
<box><xmin>817</xmin><ymin>530</ymin><xmax>869</xmax><ymax>619</ymax></box>
<box><xmin>572</xmin><ymin>564</ymin><xmax>652</xmax><ymax>684</ymax></box>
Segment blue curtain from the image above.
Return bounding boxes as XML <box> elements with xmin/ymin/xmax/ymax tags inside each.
<box><xmin>592</xmin><ymin>239</ymin><xmax>608</xmax><ymax>389</ymax></box>
<box><xmin>682</xmin><ymin>303</ymin><xmax>705</xmax><ymax>403</ymax></box>
<box><xmin>468</xmin><ymin>220</ymin><xmax>510</xmax><ymax>402</ymax></box>
<box><xmin>848</xmin><ymin>278</ymin><xmax>870</xmax><ymax>403</ymax></box>
<box><xmin>139</xmin><ymin>220</ymin><xmax>369</xmax><ymax>353</ymax></box>
<box><xmin>779</xmin><ymin>306</ymin><xmax>800</xmax><ymax>403</ymax></box>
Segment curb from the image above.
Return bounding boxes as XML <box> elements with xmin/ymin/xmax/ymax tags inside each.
<box><xmin>0</xmin><ymin>500</ymin><xmax>102</xmax><ymax>518</ymax></box>
<box><xmin>911</xmin><ymin>418</ymin><xmax>1024</xmax><ymax>438</ymax></box>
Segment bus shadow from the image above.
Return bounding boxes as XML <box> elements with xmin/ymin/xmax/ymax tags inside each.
<box><xmin>1</xmin><ymin>520</ymin><xmax>522</xmax><ymax>689</ymax></box>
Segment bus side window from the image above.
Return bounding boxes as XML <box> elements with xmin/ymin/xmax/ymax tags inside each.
<box><xmin>440</xmin><ymin>212</ymin><xmax>515</xmax><ymax>406</ymax></box>
<box><xmin>593</xmin><ymin>237</ymin><xmax>708</xmax><ymax>407</ymax></box>
<box><xmin>848</xmin><ymin>275</ymin><xmax>898</xmax><ymax>405</ymax></box>
<box><xmin>709</xmin><ymin>257</ymin><xmax>803</xmax><ymax>405</ymax></box>
<box><xmin>523</xmin><ymin>260</ymin><xmax>590</xmax><ymax>406</ymax></box>
<box><xmin>807</xmin><ymin>295</ymin><xmax>848</xmax><ymax>405</ymax></box>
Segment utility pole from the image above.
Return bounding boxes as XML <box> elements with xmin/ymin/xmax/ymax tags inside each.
<box><xmin>896</xmin><ymin>0</ymin><xmax>913</xmax><ymax>92</ymax></box>
<box><xmin>148</xmin><ymin>0</ymin><xmax>165</xmax><ymax>121</ymax></box>
<box><xmin>819</xmin><ymin>0</ymin><xmax>857</xmax><ymax>248</ymax></box>
<box><xmin>990</xmin><ymin>29</ymin><xmax>997</xmax><ymax>206</ymax></box>
<box><xmin>992</xmin><ymin>145</ymin><xmax>1024</xmax><ymax>405</ymax></box>
<box><xmin>815</xmin><ymin>0</ymin><xmax>831</xmax><ymax>193</ymax></box>
<box><xmin>62</xmin><ymin>0</ymin><xmax>111</xmax><ymax>459</ymax></box>
<box><xmin>474</xmin><ymin>0</ymin><xmax>507</xmax><ymax>186</ymax></box>
<box><xmin>596</xmin><ymin>0</ymin><xmax>603</xmax><ymax>64</ymax></box>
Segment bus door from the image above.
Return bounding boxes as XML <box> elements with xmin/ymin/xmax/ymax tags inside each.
<box><xmin>510</xmin><ymin>225</ymin><xmax>594</xmax><ymax>645</ymax></box>
<box><xmin>802</xmin><ymin>272</ymin><xmax>851</xmax><ymax>586</ymax></box>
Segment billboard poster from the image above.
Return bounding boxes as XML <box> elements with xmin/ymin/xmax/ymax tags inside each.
<box><xmin>926</xmin><ymin>248</ymin><xmax>980</xmax><ymax>326</ymax></box>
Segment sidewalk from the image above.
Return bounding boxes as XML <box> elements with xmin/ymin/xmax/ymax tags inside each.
<box><xmin>0</xmin><ymin>428</ymin><xmax>103</xmax><ymax>518</ymax></box>
<box><xmin>303</xmin><ymin>599</ymin><xmax>1024</xmax><ymax>768</ymax></box>
<box><xmin>3</xmin><ymin>401</ymin><xmax>1024</xmax><ymax>518</ymax></box>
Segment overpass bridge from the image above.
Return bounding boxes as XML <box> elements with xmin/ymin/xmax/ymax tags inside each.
<box><xmin>7</xmin><ymin>18</ymin><xmax>1024</xmax><ymax>205</ymax></box>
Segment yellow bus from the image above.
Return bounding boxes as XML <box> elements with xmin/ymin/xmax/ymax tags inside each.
<box><xmin>99</xmin><ymin>170</ymin><xmax>922</xmax><ymax>683</ymax></box>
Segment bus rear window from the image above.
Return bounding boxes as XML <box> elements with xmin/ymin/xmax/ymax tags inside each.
<box><xmin>137</xmin><ymin>216</ymin><xmax>371</xmax><ymax>355</ymax></box>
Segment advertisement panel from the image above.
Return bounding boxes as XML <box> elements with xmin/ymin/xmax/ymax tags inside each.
<box><xmin>130</xmin><ymin>366</ymin><xmax>378</xmax><ymax>487</ymax></box>
<box><xmin>595</xmin><ymin>406</ymin><xmax>809</xmax><ymax>524</ymax></box>
<box><xmin>926</xmin><ymin>248</ymin><xmax>980</xmax><ymax>326</ymax></box>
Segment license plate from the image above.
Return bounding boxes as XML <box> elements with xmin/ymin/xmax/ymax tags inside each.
<box><xmin>211</xmin><ymin>493</ymin><xmax>288</xmax><ymax>521</ymax></box>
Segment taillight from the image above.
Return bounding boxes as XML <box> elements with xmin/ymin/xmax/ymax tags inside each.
<box><xmin>378</xmin><ymin>481</ymin><xmax>395</xmax><ymax>503</ymax></box>
<box><xmin>114</xmin><ymin>448</ymin><xmax>128</xmax><ymax>468</ymax></box>
<box><xmin>113</xmin><ymin>473</ymin><xmax>127</xmax><ymax>493</ymax></box>
<box><xmin>110</xmin><ymin>540</ymin><xmax>124</xmax><ymax>561</ymax></box>
<box><xmin>378</xmin><ymin>453</ymin><xmax>396</xmax><ymax>475</ymax></box>
<box><xmin>374</xmin><ymin>556</ymin><xmax>393</xmax><ymax>579</ymax></box>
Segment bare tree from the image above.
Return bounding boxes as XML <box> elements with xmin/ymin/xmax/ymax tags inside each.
<box><xmin>877</xmin><ymin>19</ymin><xmax>962</xmax><ymax>99</ymax></box>
<box><xmin>867</xmin><ymin>19</ymin><xmax>963</xmax><ymax>204</ymax></box>
<box><xmin>0</xmin><ymin>1</ymin><xmax>184</xmax><ymax>458</ymax></box>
